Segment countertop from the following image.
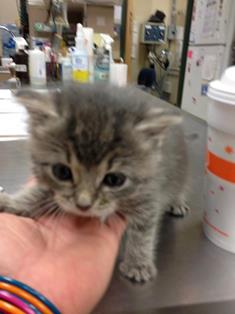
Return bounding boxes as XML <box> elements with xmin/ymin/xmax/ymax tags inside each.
<box><xmin>1</xmin><ymin>102</ymin><xmax>235</xmax><ymax>313</ymax></box>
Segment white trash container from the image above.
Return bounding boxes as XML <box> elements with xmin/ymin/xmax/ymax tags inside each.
<box><xmin>204</xmin><ymin>66</ymin><xmax>235</xmax><ymax>253</ymax></box>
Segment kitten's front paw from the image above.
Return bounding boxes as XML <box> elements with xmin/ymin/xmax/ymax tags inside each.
<box><xmin>169</xmin><ymin>202</ymin><xmax>190</xmax><ymax>217</ymax></box>
<box><xmin>119</xmin><ymin>260</ymin><xmax>157</xmax><ymax>283</ymax></box>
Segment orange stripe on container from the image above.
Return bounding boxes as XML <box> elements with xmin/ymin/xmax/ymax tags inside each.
<box><xmin>204</xmin><ymin>215</ymin><xmax>229</xmax><ymax>238</ymax></box>
<box><xmin>207</xmin><ymin>150</ymin><xmax>235</xmax><ymax>183</ymax></box>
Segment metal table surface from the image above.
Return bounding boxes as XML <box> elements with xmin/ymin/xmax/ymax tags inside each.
<box><xmin>1</xmin><ymin>112</ymin><xmax>235</xmax><ymax>314</ymax></box>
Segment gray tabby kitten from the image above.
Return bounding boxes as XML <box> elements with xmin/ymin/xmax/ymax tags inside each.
<box><xmin>0</xmin><ymin>83</ymin><xmax>188</xmax><ymax>282</ymax></box>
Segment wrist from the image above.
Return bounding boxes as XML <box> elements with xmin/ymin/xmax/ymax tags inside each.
<box><xmin>0</xmin><ymin>276</ymin><xmax>61</xmax><ymax>314</ymax></box>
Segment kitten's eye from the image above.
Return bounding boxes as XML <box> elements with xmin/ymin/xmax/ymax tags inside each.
<box><xmin>103</xmin><ymin>172</ymin><xmax>126</xmax><ymax>188</ymax></box>
<box><xmin>52</xmin><ymin>163</ymin><xmax>73</xmax><ymax>181</ymax></box>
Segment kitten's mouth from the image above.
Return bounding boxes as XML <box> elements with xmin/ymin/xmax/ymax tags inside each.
<box><xmin>54</xmin><ymin>194</ymin><xmax>118</xmax><ymax>221</ymax></box>
<box><xmin>57</xmin><ymin>199</ymin><xmax>117</xmax><ymax>220</ymax></box>
<box><xmin>66</xmin><ymin>207</ymin><xmax>116</xmax><ymax>222</ymax></box>
<box><xmin>76</xmin><ymin>205</ymin><xmax>92</xmax><ymax>213</ymax></box>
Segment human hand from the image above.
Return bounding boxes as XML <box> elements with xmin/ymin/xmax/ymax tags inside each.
<box><xmin>0</xmin><ymin>210</ymin><xmax>126</xmax><ymax>314</ymax></box>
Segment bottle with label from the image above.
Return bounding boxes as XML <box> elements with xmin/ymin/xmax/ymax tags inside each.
<box><xmin>94</xmin><ymin>34</ymin><xmax>114</xmax><ymax>82</ymax></box>
<box><xmin>28</xmin><ymin>47</ymin><xmax>46</xmax><ymax>87</ymax></box>
<box><xmin>61</xmin><ymin>55</ymin><xmax>72</xmax><ymax>81</ymax></box>
<box><xmin>72</xmin><ymin>24</ymin><xmax>89</xmax><ymax>83</ymax></box>
<box><xmin>94</xmin><ymin>48</ymin><xmax>110</xmax><ymax>81</ymax></box>
<box><xmin>14</xmin><ymin>43</ymin><xmax>29</xmax><ymax>84</ymax></box>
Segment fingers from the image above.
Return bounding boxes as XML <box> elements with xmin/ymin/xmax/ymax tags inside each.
<box><xmin>106</xmin><ymin>213</ymin><xmax>127</xmax><ymax>241</ymax></box>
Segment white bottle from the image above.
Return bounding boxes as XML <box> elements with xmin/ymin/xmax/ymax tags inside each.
<box><xmin>83</xmin><ymin>27</ymin><xmax>94</xmax><ymax>82</ymax></box>
<box><xmin>29</xmin><ymin>47</ymin><xmax>46</xmax><ymax>87</ymax></box>
<box><xmin>61</xmin><ymin>56</ymin><xmax>72</xmax><ymax>81</ymax></box>
<box><xmin>72</xmin><ymin>23</ymin><xmax>89</xmax><ymax>83</ymax></box>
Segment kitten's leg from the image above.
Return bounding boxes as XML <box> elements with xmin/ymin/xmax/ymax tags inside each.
<box><xmin>169</xmin><ymin>190</ymin><xmax>190</xmax><ymax>217</ymax></box>
<box><xmin>0</xmin><ymin>186</ymin><xmax>54</xmax><ymax>218</ymax></box>
<box><xmin>119</xmin><ymin>212</ymin><xmax>161</xmax><ymax>283</ymax></box>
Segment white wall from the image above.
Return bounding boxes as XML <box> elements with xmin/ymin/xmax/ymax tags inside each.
<box><xmin>131</xmin><ymin>0</ymin><xmax>153</xmax><ymax>81</ymax></box>
<box><xmin>0</xmin><ymin>0</ymin><xmax>19</xmax><ymax>24</ymax></box>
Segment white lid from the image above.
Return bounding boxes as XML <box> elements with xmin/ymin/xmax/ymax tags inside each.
<box><xmin>76</xmin><ymin>23</ymin><xmax>85</xmax><ymax>39</ymax></box>
<box><xmin>76</xmin><ymin>23</ymin><xmax>87</xmax><ymax>51</ymax></box>
<box><xmin>83</xmin><ymin>27</ymin><xmax>93</xmax><ymax>40</ymax></box>
<box><xmin>100</xmin><ymin>33</ymin><xmax>114</xmax><ymax>51</ymax></box>
<box><xmin>14</xmin><ymin>37</ymin><xmax>28</xmax><ymax>51</ymax></box>
<box><xmin>83</xmin><ymin>27</ymin><xmax>94</xmax><ymax>54</ymax></box>
<box><xmin>17</xmin><ymin>43</ymin><xmax>26</xmax><ymax>50</ymax></box>
<box><xmin>208</xmin><ymin>66</ymin><xmax>235</xmax><ymax>105</ymax></box>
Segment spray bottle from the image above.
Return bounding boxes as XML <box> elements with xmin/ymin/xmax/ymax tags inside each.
<box><xmin>100</xmin><ymin>34</ymin><xmax>114</xmax><ymax>66</ymax></box>
<box><xmin>94</xmin><ymin>34</ymin><xmax>114</xmax><ymax>82</ymax></box>
<box><xmin>72</xmin><ymin>23</ymin><xmax>89</xmax><ymax>83</ymax></box>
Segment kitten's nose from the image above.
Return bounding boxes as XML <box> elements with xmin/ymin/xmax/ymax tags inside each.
<box><xmin>76</xmin><ymin>191</ymin><xmax>92</xmax><ymax>212</ymax></box>
<box><xmin>77</xmin><ymin>204</ymin><xmax>91</xmax><ymax>212</ymax></box>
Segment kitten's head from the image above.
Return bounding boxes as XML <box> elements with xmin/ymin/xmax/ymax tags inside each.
<box><xmin>16</xmin><ymin>84</ymin><xmax>181</xmax><ymax>219</ymax></box>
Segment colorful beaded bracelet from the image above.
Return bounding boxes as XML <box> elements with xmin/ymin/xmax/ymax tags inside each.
<box><xmin>0</xmin><ymin>276</ymin><xmax>61</xmax><ymax>314</ymax></box>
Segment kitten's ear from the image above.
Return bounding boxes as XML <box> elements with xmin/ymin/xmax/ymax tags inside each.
<box><xmin>14</xmin><ymin>89</ymin><xmax>58</xmax><ymax>123</ymax></box>
<box><xmin>135</xmin><ymin>108</ymin><xmax>182</xmax><ymax>139</ymax></box>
